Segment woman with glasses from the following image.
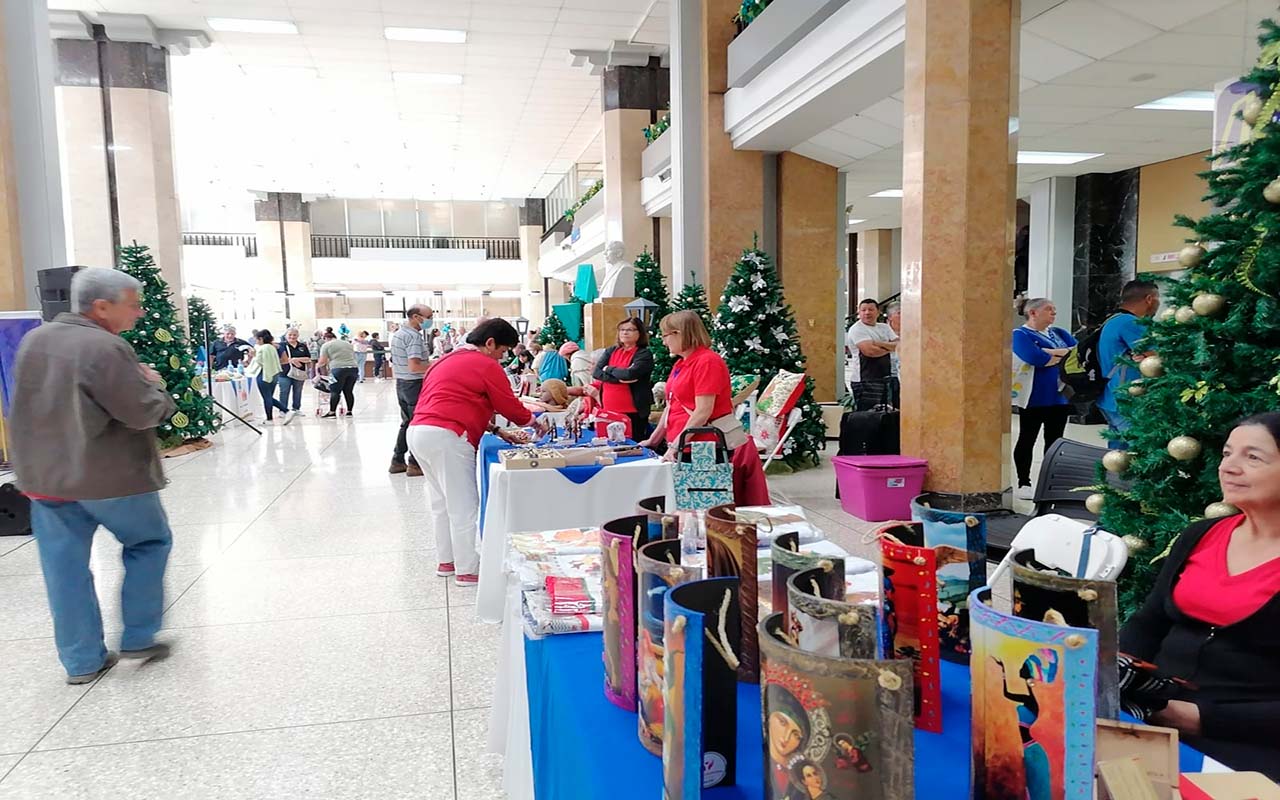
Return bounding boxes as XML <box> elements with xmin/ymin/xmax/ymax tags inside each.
<box><xmin>592</xmin><ymin>316</ymin><xmax>655</xmax><ymax>439</ymax></box>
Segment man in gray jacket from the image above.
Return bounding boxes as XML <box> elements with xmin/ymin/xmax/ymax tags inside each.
<box><xmin>10</xmin><ymin>267</ymin><xmax>177</xmax><ymax>684</ymax></box>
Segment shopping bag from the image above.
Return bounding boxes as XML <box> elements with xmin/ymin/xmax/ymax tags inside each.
<box><xmin>672</xmin><ymin>427</ymin><xmax>733</xmax><ymax>511</ymax></box>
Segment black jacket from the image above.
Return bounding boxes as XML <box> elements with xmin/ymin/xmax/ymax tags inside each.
<box><xmin>592</xmin><ymin>345</ymin><xmax>654</xmax><ymax>416</ymax></box>
<box><xmin>212</xmin><ymin>338</ymin><xmax>250</xmax><ymax>370</ymax></box>
<box><xmin>1120</xmin><ymin>516</ymin><xmax>1280</xmax><ymax>777</ymax></box>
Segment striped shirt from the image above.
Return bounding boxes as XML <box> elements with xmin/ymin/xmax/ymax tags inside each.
<box><xmin>390</xmin><ymin>326</ymin><xmax>426</xmax><ymax>381</ymax></box>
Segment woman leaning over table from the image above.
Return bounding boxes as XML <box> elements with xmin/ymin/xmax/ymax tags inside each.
<box><xmin>592</xmin><ymin>316</ymin><xmax>655</xmax><ymax>440</ymax></box>
<box><xmin>640</xmin><ymin>310</ymin><xmax>768</xmax><ymax>505</ymax></box>
<box><xmin>407</xmin><ymin>318</ymin><xmax>548</xmax><ymax>586</ymax></box>
<box><xmin>1120</xmin><ymin>412</ymin><xmax>1280</xmax><ymax>778</ymax></box>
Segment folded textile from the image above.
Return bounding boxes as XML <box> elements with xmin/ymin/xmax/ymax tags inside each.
<box><xmin>547</xmin><ymin>575</ymin><xmax>599</xmax><ymax>614</ymax></box>
<box><xmin>517</xmin><ymin>553</ymin><xmax>602</xmax><ymax>591</ymax></box>
<box><xmin>523</xmin><ymin>589</ymin><xmax>603</xmax><ymax>636</ymax></box>
<box><xmin>507</xmin><ymin>528</ymin><xmax>600</xmax><ymax>568</ymax></box>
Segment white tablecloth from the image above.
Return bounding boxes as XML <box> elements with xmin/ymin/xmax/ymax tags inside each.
<box><xmin>211</xmin><ymin>376</ymin><xmax>253</xmax><ymax>421</ymax></box>
<box><xmin>475</xmin><ymin>458</ymin><xmax>673</xmax><ymax>622</ymax></box>
<box><xmin>488</xmin><ymin>585</ymin><xmax>536</xmax><ymax>799</ymax></box>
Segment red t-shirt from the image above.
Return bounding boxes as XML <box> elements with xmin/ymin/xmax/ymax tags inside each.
<box><xmin>601</xmin><ymin>346</ymin><xmax>638</xmax><ymax>413</ymax></box>
<box><xmin>664</xmin><ymin>346</ymin><xmax>733</xmax><ymax>444</ymax></box>
<box><xmin>410</xmin><ymin>349</ymin><xmax>533</xmax><ymax>448</ymax></box>
<box><xmin>1173</xmin><ymin>514</ymin><xmax>1280</xmax><ymax>627</ymax></box>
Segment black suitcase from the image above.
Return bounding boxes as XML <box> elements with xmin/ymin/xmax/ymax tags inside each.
<box><xmin>0</xmin><ymin>483</ymin><xmax>32</xmax><ymax>536</ymax></box>
<box><xmin>835</xmin><ymin>410</ymin><xmax>900</xmax><ymax>499</ymax></box>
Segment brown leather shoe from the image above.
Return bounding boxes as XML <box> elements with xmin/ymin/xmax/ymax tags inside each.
<box><xmin>406</xmin><ymin>462</ymin><xmax>424</xmax><ymax>478</ymax></box>
<box><xmin>388</xmin><ymin>460</ymin><xmax>408</xmax><ymax>475</ymax></box>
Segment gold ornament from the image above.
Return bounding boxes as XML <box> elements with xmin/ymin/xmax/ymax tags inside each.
<box><xmin>1138</xmin><ymin>355</ymin><xmax>1164</xmax><ymax>378</ymax></box>
<box><xmin>1243</xmin><ymin>92</ymin><xmax>1264</xmax><ymax>125</ymax></box>
<box><xmin>171</xmin><ymin>411</ymin><xmax>189</xmax><ymax>429</ymax></box>
<box><xmin>1156</xmin><ymin>307</ymin><xmax>1177</xmax><ymax>324</ymax></box>
<box><xmin>1127</xmin><ymin>380</ymin><xmax>1146</xmax><ymax>397</ymax></box>
<box><xmin>1204</xmin><ymin>501</ymin><xmax>1240</xmax><ymax>518</ymax></box>
<box><xmin>1167</xmin><ymin>435</ymin><xmax>1203</xmax><ymax>461</ymax></box>
<box><xmin>1122</xmin><ymin>534</ymin><xmax>1148</xmax><ymax>553</ymax></box>
<box><xmin>183</xmin><ymin>390</ymin><xmax>193</xmax><ymax>404</ymax></box>
<box><xmin>1192</xmin><ymin>293</ymin><xmax>1225</xmax><ymax>317</ymax></box>
<box><xmin>1102</xmin><ymin>450</ymin><xmax>1132</xmax><ymax>473</ymax></box>
<box><xmin>1085</xmin><ymin>493</ymin><xmax>1106</xmax><ymax>515</ymax></box>
<box><xmin>1174</xmin><ymin>306</ymin><xmax>1197</xmax><ymax>324</ymax></box>
<box><xmin>154</xmin><ymin>328</ymin><xmax>173</xmax><ymax>343</ymax></box>
<box><xmin>191</xmin><ymin>375</ymin><xmax>204</xmax><ymax>392</ymax></box>
<box><xmin>169</xmin><ymin>355</ymin><xmax>181</xmax><ymax>370</ymax></box>
<box><xmin>1178</xmin><ymin>244</ymin><xmax>1206</xmax><ymax>268</ymax></box>
<box><xmin>1265</xmin><ymin>178</ymin><xmax>1280</xmax><ymax>204</ymax></box>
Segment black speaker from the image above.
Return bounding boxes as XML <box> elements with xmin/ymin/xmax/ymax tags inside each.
<box><xmin>36</xmin><ymin>266</ymin><xmax>85</xmax><ymax>322</ymax></box>
<box><xmin>0</xmin><ymin>483</ymin><xmax>31</xmax><ymax>536</ymax></box>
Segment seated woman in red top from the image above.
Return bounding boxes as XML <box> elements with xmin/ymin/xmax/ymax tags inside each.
<box><xmin>1120</xmin><ymin>412</ymin><xmax>1280</xmax><ymax>777</ymax></box>
<box><xmin>407</xmin><ymin>318</ymin><xmax>547</xmax><ymax>586</ymax></box>
<box><xmin>592</xmin><ymin>317</ymin><xmax>655</xmax><ymax>439</ymax></box>
<box><xmin>641</xmin><ymin>310</ymin><xmax>768</xmax><ymax>505</ymax></box>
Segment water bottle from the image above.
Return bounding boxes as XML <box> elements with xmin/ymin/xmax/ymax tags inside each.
<box><xmin>680</xmin><ymin>511</ymin><xmax>700</xmax><ymax>559</ymax></box>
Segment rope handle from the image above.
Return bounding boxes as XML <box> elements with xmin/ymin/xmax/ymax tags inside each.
<box><xmin>702</xmin><ymin>589</ymin><xmax>740</xmax><ymax>670</ymax></box>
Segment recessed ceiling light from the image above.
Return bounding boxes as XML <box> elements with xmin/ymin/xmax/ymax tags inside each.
<box><xmin>1134</xmin><ymin>91</ymin><xmax>1215</xmax><ymax>112</ymax></box>
<box><xmin>1017</xmin><ymin>151</ymin><xmax>1103</xmax><ymax>165</ymax></box>
<box><xmin>869</xmin><ymin>189</ymin><xmax>903</xmax><ymax>198</ymax></box>
<box><xmin>208</xmin><ymin>18</ymin><xmax>298</xmax><ymax>34</ymax></box>
<box><xmin>847</xmin><ymin>218</ymin><xmax>866</xmax><ymax>225</ymax></box>
<box><xmin>394</xmin><ymin>72</ymin><xmax>464</xmax><ymax>85</ymax></box>
<box><xmin>385</xmin><ymin>27</ymin><xmax>466</xmax><ymax>43</ymax></box>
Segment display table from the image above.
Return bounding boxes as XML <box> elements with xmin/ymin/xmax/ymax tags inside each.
<box><xmin>491</xmin><ymin>602</ymin><xmax>1214</xmax><ymax>800</ymax></box>
<box><xmin>211</xmin><ymin>375</ymin><xmax>253</xmax><ymax>421</ymax></box>
<box><xmin>475</xmin><ymin>438</ymin><xmax>673</xmax><ymax>622</ymax></box>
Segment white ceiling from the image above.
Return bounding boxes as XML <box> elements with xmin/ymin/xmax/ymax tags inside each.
<box><xmin>809</xmin><ymin>0</ymin><xmax>1269</xmax><ymax>231</ymax></box>
<box><xmin>49</xmin><ymin>0</ymin><xmax>669</xmax><ymax>203</ymax></box>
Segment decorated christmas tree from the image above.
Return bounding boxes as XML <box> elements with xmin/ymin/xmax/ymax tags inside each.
<box><xmin>670</xmin><ymin>273</ymin><xmax>713</xmax><ymax>331</ymax></box>
<box><xmin>537</xmin><ymin>312</ymin><xmax>570</xmax><ymax>349</ymax></box>
<box><xmin>1095</xmin><ymin>21</ymin><xmax>1280</xmax><ymax>619</ymax></box>
<box><xmin>186</xmin><ymin>295</ymin><xmax>218</xmax><ymax>354</ymax></box>
<box><xmin>711</xmin><ymin>241</ymin><xmax>825</xmax><ymax>468</ymax></box>
<box><xmin>117</xmin><ymin>242</ymin><xmax>220</xmax><ymax>448</ymax></box>
<box><xmin>632</xmin><ymin>247</ymin><xmax>675</xmax><ymax>381</ymax></box>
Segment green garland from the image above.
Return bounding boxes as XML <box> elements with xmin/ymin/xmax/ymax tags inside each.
<box><xmin>564</xmin><ymin>179</ymin><xmax>603</xmax><ymax>223</ymax></box>
<box><xmin>643</xmin><ymin>113</ymin><xmax>671</xmax><ymax>145</ymax></box>
<box><xmin>734</xmin><ymin>0</ymin><xmax>773</xmax><ymax>30</ymax></box>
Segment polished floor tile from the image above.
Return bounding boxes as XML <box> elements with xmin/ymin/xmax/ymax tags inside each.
<box><xmin>0</xmin><ymin>638</ymin><xmax>91</xmax><ymax>754</ymax></box>
<box><xmin>223</xmin><ymin>515</ymin><xmax>434</xmax><ymax>562</ymax></box>
<box><xmin>0</xmin><ymin>524</ymin><xmax>249</xmax><ymax>578</ymax></box>
<box><xmin>449</xmin><ymin>612</ymin><xmax>502</xmax><ymax>711</ymax></box>
<box><xmin>453</xmin><ymin>708</ymin><xmax>507</xmax><ymax>799</ymax></box>
<box><xmin>0</xmin><ymin>536</ymin><xmax>31</xmax><ymax>557</ymax></box>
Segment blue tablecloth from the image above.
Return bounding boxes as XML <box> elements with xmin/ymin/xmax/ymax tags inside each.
<box><xmin>524</xmin><ymin>632</ymin><xmax>1205</xmax><ymax>800</ymax></box>
<box><xmin>478</xmin><ymin>430</ymin><xmax>650</xmax><ymax>532</ymax></box>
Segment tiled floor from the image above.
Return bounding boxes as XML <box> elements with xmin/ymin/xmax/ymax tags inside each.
<box><xmin>0</xmin><ymin>380</ymin><xmax>1105</xmax><ymax>798</ymax></box>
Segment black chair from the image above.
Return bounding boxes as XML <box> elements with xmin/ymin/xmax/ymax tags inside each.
<box><xmin>985</xmin><ymin>438</ymin><xmax>1118</xmax><ymax>560</ymax></box>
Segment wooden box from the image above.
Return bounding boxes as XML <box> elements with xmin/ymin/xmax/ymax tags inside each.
<box><xmin>583</xmin><ymin>297</ymin><xmax>636</xmax><ymax>352</ymax></box>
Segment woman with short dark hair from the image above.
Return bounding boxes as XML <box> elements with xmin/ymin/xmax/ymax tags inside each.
<box><xmin>592</xmin><ymin>316</ymin><xmax>655</xmax><ymax>439</ymax></box>
<box><xmin>1120</xmin><ymin>413</ymin><xmax>1280</xmax><ymax>777</ymax></box>
<box><xmin>247</xmin><ymin>329</ymin><xmax>292</xmax><ymax>425</ymax></box>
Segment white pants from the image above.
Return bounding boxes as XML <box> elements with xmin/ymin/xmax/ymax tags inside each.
<box><xmin>407</xmin><ymin>424</ymin><xmax>481</xmax><ymax>575</ymax></box>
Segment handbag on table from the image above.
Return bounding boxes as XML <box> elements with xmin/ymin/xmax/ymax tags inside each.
<box><xmin>672</xmin><ymin>427</ymin><xmax>734</xmax><ymax>511</ymax></box>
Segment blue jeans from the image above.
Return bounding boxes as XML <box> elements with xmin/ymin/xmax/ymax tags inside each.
<box><xmin>276</xmin><ymin>373</ymin><xmax>303</xmax><ymax>411</ymax></box>
<box><xmin>1100</xmin><ymin>406</ymin><xmax>1130</xmax><ymax>450</ymax></box>
<box><xmin>256</xmin><ymin>374</ymin><xmax>288</xmax><ymax>419</ymax></box>
<box><xmin>31</xmin><ymin>493</ymin><xmax>173</xmax><ymax>676</ymax></box>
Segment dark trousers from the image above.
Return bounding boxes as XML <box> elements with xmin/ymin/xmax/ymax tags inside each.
<box><xmin>629</xmin><ymin>412</ymin><xmax>650</xmax><ymax>442</ymax></box>
<box><xmin>394</xmin><ymin>378</ymin><xmax>423</xmax><ymax>464</ymax></box>
<box><xmin>275</xmin><ymin>374</ymin><xmax>304</xmax><ymax>411</ymax></box>
<box><xmin>372</xmin><ymin>354</ymin><xmax>386</xmax><ymax>378</ymax></box>
<box><xmin>256</xmin><ymin>374</ymin><xmax>287</xmax><ymax>420</ymax></box>
<box><xmin>1014</xmin><ymin>404</ymin><xmax>1071</xmax><ymax>486</ymax></box>
<box><xmin>329</xmin><ymin>367</ymin><xmax>358</xmax><ymax>413</ymax></box>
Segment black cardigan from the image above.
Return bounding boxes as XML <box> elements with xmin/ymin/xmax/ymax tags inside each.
<box><xmin>592</xmin><ymin>345</ymin><xmax>654</xmax><ymax>416</ymax></box>
<box><xmin>1119</xmin><ymin>516</ymin><xmax>1280</xmax><ymax>777</ymax></box>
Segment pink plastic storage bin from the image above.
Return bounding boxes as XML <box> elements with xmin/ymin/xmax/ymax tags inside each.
<box><xmin>832</xmin><ymin>455</ymin><xmax>929</xmax><ymax>522</ymax></box>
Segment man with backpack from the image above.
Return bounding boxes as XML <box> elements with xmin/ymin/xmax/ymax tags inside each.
<box><xmin>1095</xmin><ymin>280</ymin><xmax>1160</xmax><ymax>448</ymax></box>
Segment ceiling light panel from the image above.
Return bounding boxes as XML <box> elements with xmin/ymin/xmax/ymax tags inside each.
<box><xmin>869</xmin><ymin>189</ymin><xmax>903</xmax><ymax>198</ymax></box>
<box><xmin>208</xmin><ymin>18</ymin><xmax>299</xmax><ymax>35</ymax></box>
<box><xmin>1134</xmin><ymin>91</ymin><xmax>1215</xmax><ymax>112</ymax></box>
<box><xmin>385</xmin><ymin>27</ymin><xmax>467</xmax><ymax>43</ymax></box>
<box><xmin>1017</xmin><ymin>151</ymin><xmax>1104</xmax><ymax>165</ymax></box>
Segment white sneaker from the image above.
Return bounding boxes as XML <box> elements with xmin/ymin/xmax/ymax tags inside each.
<box><xmin>1015</xmin><ymin>485</ymin><xmax>1034</xmax><ymax>501</ymax></box>
<box><xmin>282</xmin><ymin>411</ymin><xmax>295</xmax><ymax>426</ymax></box>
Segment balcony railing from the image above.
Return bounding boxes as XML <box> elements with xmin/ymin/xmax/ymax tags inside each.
<box><xmin>310</xmin><ymin>235</ymin><xmax>521</xmax><ymax>260</ymax></box>
<box><xmin>182</xmin><ymin>233</ymin><xmax>258</xmax><ymax>257</ymax></box>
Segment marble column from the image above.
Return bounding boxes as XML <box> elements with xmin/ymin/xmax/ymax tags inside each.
<box><xmin>518</xmin><ymin>198</ymin><xmax>546</xmax><ymax>328</ymax></box>
<box><xmin>1073</xmin><ymin>169</ymin><xmax>1138</xmax><ymax>328</ymax></box>
<box><xmin>856</xmin><ymin>229</ymin><xmax>896</xmax><ymax>303</ymax></box>
<box><xmin>776</xmin><ymin>152</ymin><xmax>838</xmax><ymax>401</ymax></box>
<box><xmin>899</xmin><ymin>0</ymin><xmax>1019</xmax><ymax>500</ymax></box>
<box><xmin>254</xmin><ymin>192</ymin><xmax>315</xmax><ymax>332</ymax></box>
<box><xmin>602</xmin><ymin>61</ymin><xmax>667</xmax><ymax>264</ymax></box>
<box><xmin>55</xmin><ymin>35</ymin><xmax>184</xmax><ymax>316</ymax></box>
<box><xmin>1028</xmin><ymin>176</ymin><xmax>1077</xmax><ymax>327</ymax></box>
<box><xmin>1</xmin><ymin>0</ymin><xmax>67</xmax><ymax>310</ymax></box>
<box><xmin>670</xmin><ymin>0</ymin><xmax>764</xmax><ymax>300</ymax></box>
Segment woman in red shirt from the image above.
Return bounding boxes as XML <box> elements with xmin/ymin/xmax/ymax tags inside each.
<box><xmin>407</xmin><ymin>318</ymin><xmax>546</xmax><ymax>586</ymax></box>
<box><xmin>641</xmin><ymin>311</ymin><xmax>768</xmax><ymax>504</ymax></box>
<box><xmin>1120</xmin><ymin>412</ymin><xmax>1280</xmax><ymax>777</ymax></box>
<box><xmin>592</xmin><ymin>317</ymin><xmax>655</xmax><ymax>439</ymax></box>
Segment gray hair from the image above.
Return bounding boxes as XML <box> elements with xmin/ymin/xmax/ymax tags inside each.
<box><xmin>884</xmin><ymin>302</ymin><xmax>901</xmax><ymax>317</ymax></box>
<box><xmin>1020</xmin><ymin>297</ymin><xmax>1053</xmax><ymax>317</ymax></box>
<box><xmin>71</xmin><ymin>267</ymin><xmax>142</xmax><ymax>313</ymax></box>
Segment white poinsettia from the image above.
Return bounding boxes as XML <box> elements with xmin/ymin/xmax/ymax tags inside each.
<box><xmin>728</xmin><ymin>295</ymin><xmax>752</xmax><ymax>313</ymax></box>
<box><xmin>745</xmin><ymin>336</ymin><xmax>764</xmax><ymax>351</ymax></box>
<box><xmin>751</xmin><ymin>274</ymin><xmax>767</xmax><ymax>291</ymax></box>
<box><xmin>772</xmin><ymin>327</ymin><xmax>788</xmax><ymax>342</ymax></box>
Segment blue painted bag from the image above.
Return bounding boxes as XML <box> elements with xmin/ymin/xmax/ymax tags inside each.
<box><xmin>672</xmin><ymin>427</ymin><xmax>733</xmax><ymax>511</ymax></box>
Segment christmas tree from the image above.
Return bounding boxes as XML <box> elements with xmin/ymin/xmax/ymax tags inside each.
<box><xmin>670</xmin><ymin>273</ymin><xmax>713</xmax><ymax>331</ymax></box>
<box><xmin>537</xmin><ymin>312</ymin><xmax>570</xmax><ymax>349</ymax></box>
<box><xmin>186</xmin><ymin>295</ymin><xmax>218</xmax><ymax>355</ymax></box>
<box><xmin>1095</xmin><ymin>20</ymin><xmax>1280</xmax><ymax>619</ymax></box>
<box><xmin>711</xmin><ymin>242</ymin><xmax>825</xmax><ymax>469</ymax></box>
<box><xmin>633</xmin><ymin>247</ymin><xmax>675</xmax><ymax>381</ymax></box>
<box><xmin>117</xmin><ymin>242</ymin><xmax>220</xmax><ymax>448</ymax></box>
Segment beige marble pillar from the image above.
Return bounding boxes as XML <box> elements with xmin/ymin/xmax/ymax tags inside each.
<box><xmin>255</xmin><ymin>193</ymin><xmax>315</xmax><ymax>332</ymax></box>
<box><xmin>776</xmin><ymin>152</ymin><xmax>838</xmax><ymax>402</ymax></box>
<box><xmin>518</xmin><ymin>198</ymin><xmax>546</xmax><ymax>328</ymax></box>
<box><xmin>0</xmin><ymin>11</ymin><xmax>24</xmax><ymax>311</ymax></box>
<box><xmin>856</xmin><ymin>229</ymin><xmax>896</xmax><ymax>303</ymax></box>
<box><xmin>898</xmin><ymin>0</ymin><xmax>1019</xmax><ymax>499</ymax></box>
<box><xmin>602</xmin><ymin>107</ymin><xmax>654</xmax><ymax>260</ymax></box>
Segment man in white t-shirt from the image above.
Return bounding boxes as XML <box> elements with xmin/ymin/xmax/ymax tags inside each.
<box><xmin>845</xmin><ymin>298</ymin><xmax>897</xmax><ymax>409</ymax></box>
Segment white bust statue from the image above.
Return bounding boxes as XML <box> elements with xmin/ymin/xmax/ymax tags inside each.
<box><xmin>598</xmin><ymin>240</ymin><xmax>634</xmax><ymax>298</ymax></box>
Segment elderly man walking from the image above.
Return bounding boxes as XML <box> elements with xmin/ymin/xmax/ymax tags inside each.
<box><xmin>10</xmin><ymin>267</ymin><xmax>177</xmax><ymax>684</ymax></box>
